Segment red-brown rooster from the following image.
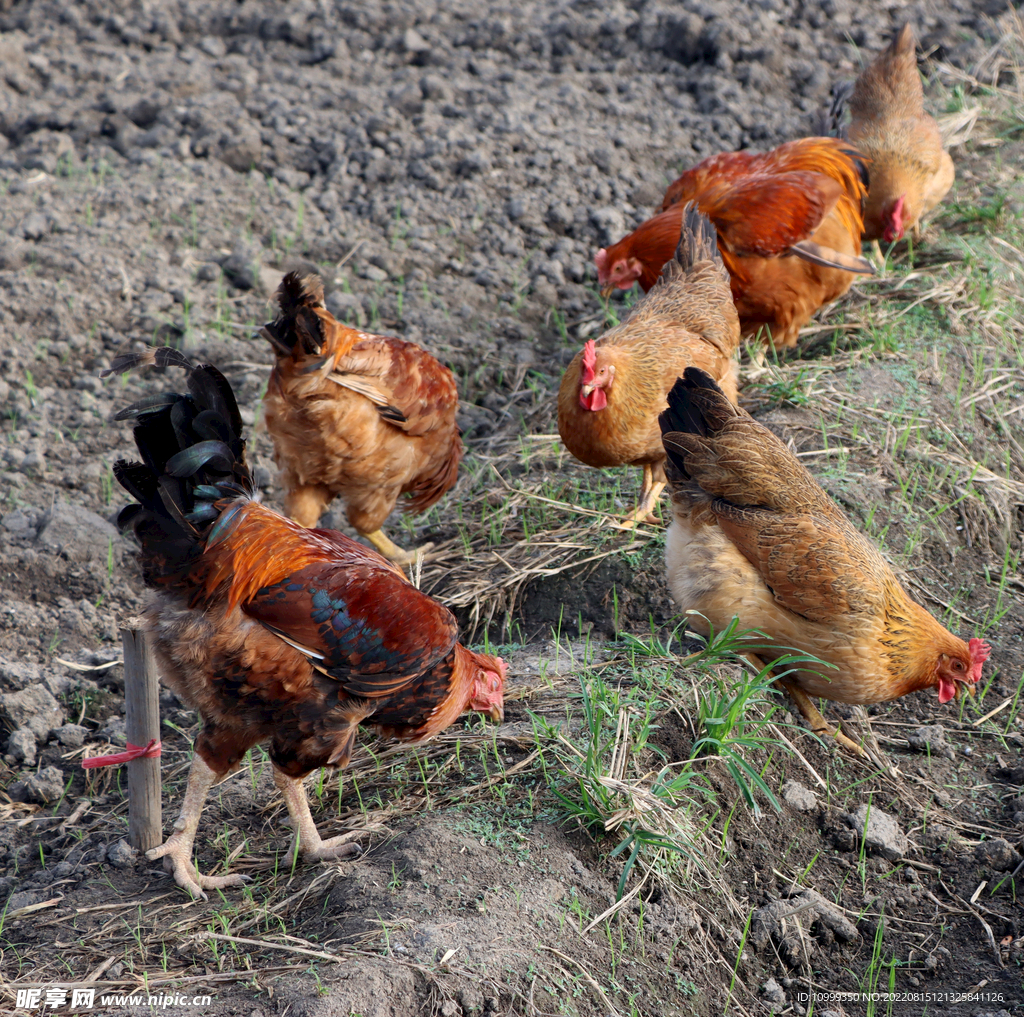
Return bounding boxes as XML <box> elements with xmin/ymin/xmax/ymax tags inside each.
<box><xmin>102</xmin><ymin>348</ymin><xmax>505</xmax><ymax>898</ymax></box>
<box><xmin>596</xmin><ymin>138</ymin><xmax>874</xmax><ymax>348</ymax></box>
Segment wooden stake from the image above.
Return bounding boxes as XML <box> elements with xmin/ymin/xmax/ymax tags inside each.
<box><xmin>122</xmin><ymin>625</ymin><xmax>162</xmax><ymax>852</ymax></box>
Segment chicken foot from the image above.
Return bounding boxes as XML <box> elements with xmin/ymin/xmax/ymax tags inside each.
<box><xmin>868</xmin><ymin>240</ymin><xmax>889</xmax><ymax>272</ymax></box>
<box><xmin>776</xmin><ymin>679</ymin><xmax>868</xmax><ymax>758</ymax></box>
<box><xmin>363</xmin><ymin>528</ymin><xmax>434</xmax><ymax>566</ymax></box>
<box><xmin>741</xmin><ymin>652</ymin><xmax>867</xmax><ymax>757</ymax></box>
<box><xmin>147</xmin><ymin>754</ymin><xmax>250</xmax><ymax>900</ymax></box>
<box><xmin>273</xmin><ymin>768</ymin><xmax>363</xmax><ymax>863</ymax></box>
<box><xmin>618</xmin><ymin>464</ymin><xmax>666</xmax><ymax>529</ymax></box>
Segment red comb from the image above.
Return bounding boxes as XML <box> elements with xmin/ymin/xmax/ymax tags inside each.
<box><xmin>581</xmin><ymin>340</ymin><xmax>597</xmax><ymax>384</ymax></box>
<box><xmin>885</xmin><ymin>195</ymin><xmax>907</xmax><ymax>242</ymax></box>
<box><xmin>595</xmin><ymin>248</ymin><xmax>610</xmax><ymax>282</ymax></box>
<box><xmin>968</xmin><ymin>638</ymin><xmax>991</xmax><ymax>662</ymax></box>
<box><xmin>967</xmin><ymin>638</ymin><xmax>991</xmax><ymax>682</ymax></box>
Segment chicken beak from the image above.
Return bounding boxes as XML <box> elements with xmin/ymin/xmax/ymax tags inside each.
<box><xmin>600</xmin><ymin>284</ymin><xmax>614</xmax><ymax>299</ymax></box>
<box><xmin>489</xmin><ymin>703</ymin><xmax>504</xmax><ymax>724</ymax></box>
<box><xmin>580</xmin><ymin>382</ymin><xmax>595</xmax><ymax>398</ymax></box>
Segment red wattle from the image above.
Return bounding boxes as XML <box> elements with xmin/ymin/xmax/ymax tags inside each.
<box><xmin>937</xmin><ymin>677</ymin><xmax>955</xmax><ymax>704</ymax></box>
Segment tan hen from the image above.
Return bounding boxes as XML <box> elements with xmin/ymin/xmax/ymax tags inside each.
<box><xmin>659</xmin><ymin>368</ymin><xmax>989</xmax><ymax>754</ymax></box>
<box><xmin>559</xmin><ymin>205</ymin><xmax>740</xmax><ymax>527</ymax></box>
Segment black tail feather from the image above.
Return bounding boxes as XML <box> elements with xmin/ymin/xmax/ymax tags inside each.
<box><xmin>113</xmin><ymin>460</ymin><xmax>160</xmax><ymax>506</ymax></box>
<box><xmin>169</xmin><ymin>399</ymin><xmax>196</xmax><ymax>457</ymax></box>
<box><xmin>113</xmin><ymin>392</ymin><xmax>184</xmax><ymax>421</ymax></box>
<box><xmin>187</xmin><ymin>362</ymin><xmax>244</xmax><ymax>439</ymax></box>
<box><xmin>100</xmin><ymin>346</ymin><xmax>193</xmax><ymax>378</ymax></box>
<box><xmin>191</xmin><ymin>409</ymin><xmax>234</xmax><ymax>444</ymax></box>
<box><xmin>658</xmin><ymin>368</ymin><xmax>722</xmax><ymax>440</ymax></box>
<box><xmin>104</xmin><ymin>356</ymin><xmax>251</xmax><ymax>588</ymax></box>
<box><xmin>659</xmin><ymin>368</ymin><xmax>727</xmax><ymax>479</ymax></box>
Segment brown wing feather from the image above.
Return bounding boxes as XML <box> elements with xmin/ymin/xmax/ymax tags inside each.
<box><xmin>711</xmin><ymin>503</ymin><xmax>888</xmax><ymax>623</ymax></box>
<box><xmin>703</xmin><ymin>173</ymin><xmax>842</xmax><ymax>256</ymax></box>
<box><xmin>334</xmin><ymin>338</ymin><xmax>464</xmax><ymax>513</ymax></box>
<box><xmin>336</xmin><ymin>338</ymin><xmax>460</xmax><ymax>438</ymax></box>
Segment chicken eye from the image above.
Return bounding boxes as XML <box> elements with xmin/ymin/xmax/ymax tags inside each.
<box><xmin>953</xmin><ymin>660</ymin><xmax>965</xmax><ymax>673</ymax></box>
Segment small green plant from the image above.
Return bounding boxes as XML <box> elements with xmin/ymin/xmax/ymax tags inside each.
<box><xmin>551</xmin><ymin>306</ymin><xmax>569</xmax><ymax>342</ymax></box>
<box><xmin>534</xmin><ymin>667</ymin><xmax>707</xmax><ymax>899</ymax></box>
<box><xmin>690</xmin><ymin>658</ymin><xmax>784</xmax><ymax>817</ymax></box>
<box><xmin>387</xmin><ymin>863</ymin><xmax>404</xmax><ymax>893</ymax></box>
<box><xmin>953</xmin><ymin>192</ymin><xmax>1006</xmax><ymax>225</ymax></box>
<box><xmin>856</xmin><ymin>909</ymin><xmax>901</xmax><ymax>1017</ymax></box>
<box><xmin>724</xmin><ymin>907</ymin><xmax>754</xmax><ymax>1016</ymax></box>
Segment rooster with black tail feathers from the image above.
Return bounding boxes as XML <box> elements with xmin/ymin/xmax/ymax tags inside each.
<box><xmin>103</xmin><ymin>348</ymin><xmax>505</xmax><ymax>899</ymax></box>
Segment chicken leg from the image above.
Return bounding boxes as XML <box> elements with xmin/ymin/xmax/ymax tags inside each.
<box><xmin>147</xmin><ymin>754</ymin><xmax>250</xmax><ymax>900</ymax></box>
<box><xmin>741</xmin><ymin>653</ymin><xmax>867</xmax><ymax>758</ymax></box>
<box><xmin>363</xmin><ymin>528</ymin><xmax>434</xmax><ymax>566</ymax></box>
<box><xmin>618</xmin><ymin>464</ymin><xmax>666</xmax><ymax>529</ymax></box>
<box><xmin>284</xmin><ymin>484</ymin><xmax>332</xmax><ymax>529</ymax></box>
<box><xmin>869</xmin><ymin>240</ymin><xmax>886</xmax><ymax>272</ymax></box>
<box><xmin>287</xmin><ymin>484</ymin><xmax>431</xmax><ymax>566</ymax></box>
<box><xmin>776</xmin><ymin>679</ymin><xmax>868</xmax><ymax>758</ymax></box>
<box><xmin>273</xmin><ymin>769</ymin><xmax>363</xmax><ymax>863</ymax></box>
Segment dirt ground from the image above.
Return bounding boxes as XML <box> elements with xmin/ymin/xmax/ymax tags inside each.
<box><xmin>1</xmin><ymin>1</ymin><xmax>1023</xmax><ymax>1015</ymax></box>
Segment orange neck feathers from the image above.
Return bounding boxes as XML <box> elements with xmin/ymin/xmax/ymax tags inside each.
<box><xmin>198</xmin><ymin>500</ymin><xmax>351</xmax><ymax>611</ymax></box>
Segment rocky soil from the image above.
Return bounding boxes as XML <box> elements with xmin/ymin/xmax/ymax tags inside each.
<box><xmin>1</xmin><ymin>1</ymin><xmax>1023</xmax><ymax>1016</ymax></box>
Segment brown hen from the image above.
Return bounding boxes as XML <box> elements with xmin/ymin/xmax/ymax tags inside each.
<box><xmin>659</xmin><ymin>368</ymin><xmax>989</xmax><ymax>754</ymax></box>
<box><xmin>259</xmin><ymin>273</ymin><xmax>462</xmax><ymax>564</ymax></box>
<box><xmin>847</xmin><ymin>24</ymin><xmax>955</xmax><ymax>243</ymax></box>
<box><xmin>559</xmin><ymin>205</ymin><xmax>740</xmax><ymax>527</ymax></box>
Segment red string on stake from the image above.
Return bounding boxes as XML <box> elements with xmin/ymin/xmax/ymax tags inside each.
<box><xmin>82</xmin><ymin>739</ymin><xmax>162</xmax><ymax>769</ymax></box>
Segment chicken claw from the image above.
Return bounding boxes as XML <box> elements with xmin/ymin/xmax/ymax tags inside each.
<box><xmin>147</xmin><ymin>833</ymin><xmax>249</xmax><ymax>901</ymax></box>
<box><xmin>776</xmin><ymin>678</ymin><xmax>868</xmax><ymax>759</ymax></box>
<box><xmin>147</xmin><ymin>754</ymin><xmax>251</xmax><ymax>899</ymax></box>
<box><xmin>297</xmin><ymin>837</ymin><xmax>363</xmax><ymax>863</ymax></box>
<box><xmin>274</xmin><ymin>769</ymin><xmax>364</xmax><ymax>864</ymax></box>
<box><xmin>868</xmin><ymin>240</ymin><xmax>887</xmax><ymax>272</ymax></box>
<box><xmin>616</xmin><ymin>465</ymin><xmax>665</xmax><ymax>530</ymax></box>
<box><xmin>363</xmin><ymin>528</ymin><xmax>434</xmax><ymax>565</ymax></box>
